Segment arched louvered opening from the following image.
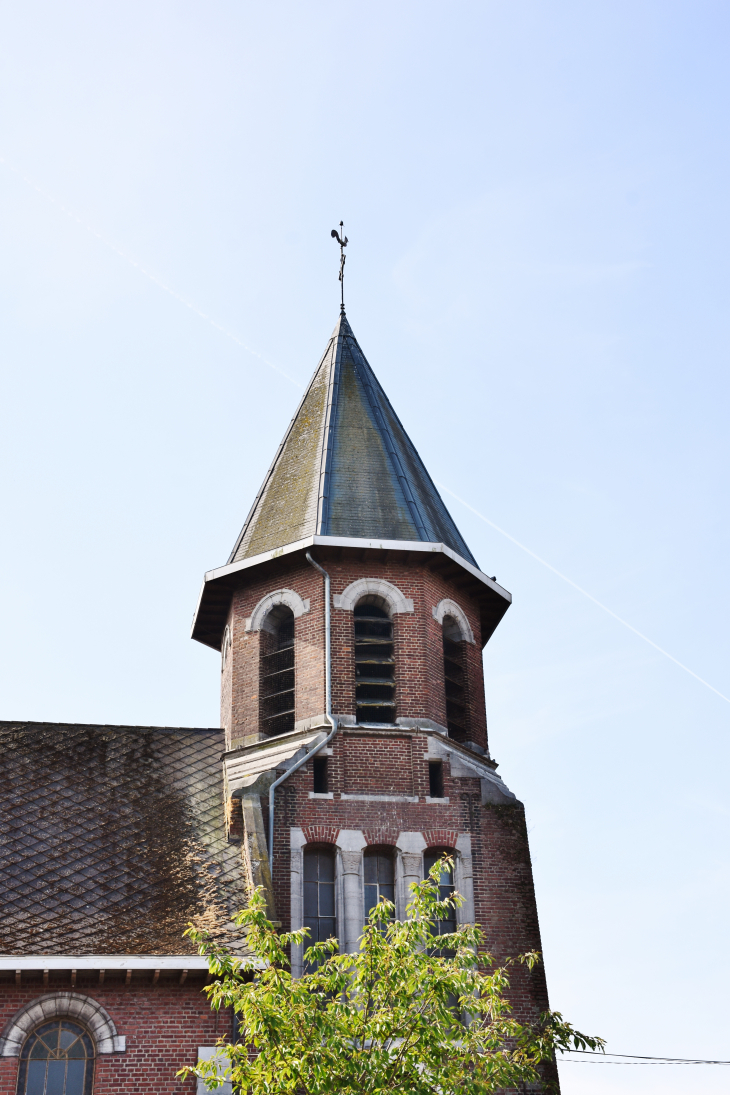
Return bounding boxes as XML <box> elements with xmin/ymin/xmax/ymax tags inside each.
<box><xmin>354</xmin><ymin>600</ymin><xmax>395</xmax><ymax>724</ymax></box>
<box><xmin>259</xmin><ymin>606</ymin><xmax>295</xmax><ymax>736</ymax></box>
<box><xmin>442</xmin><ymin>615</ymin><xmax>468</xmax><ymax>741</ymax></box>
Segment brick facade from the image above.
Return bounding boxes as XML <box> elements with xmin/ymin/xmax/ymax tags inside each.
<box><xmin>0</xmin><ymin>974</ymin><xmax>232</xmax><ymax>1095</ymax></box>
<box><xmin>1</xmin><ymin>307</ymin><xmax>556</xmax><ymax>1091</ymax></box>
<box><xmin>221</xmin><ymin>549</ymin><xmax>489</xmax><ymax>754</ymax></box>
<box><xmin>220</xmin><ymin>544</ymin><xmax>552</xmax><ymax>1032</ymax></box>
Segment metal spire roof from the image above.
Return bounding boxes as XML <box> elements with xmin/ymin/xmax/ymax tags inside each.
<box><xmin>227</xmin><ymin>312</ymin><xmax>478</xmax><ymax>568</ymax></box>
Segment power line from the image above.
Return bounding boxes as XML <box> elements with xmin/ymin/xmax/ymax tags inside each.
<box><xmin>560</xmin><ymin>1050</ymin><xmax>730</xmax><ymax>1065</ymax></box>
<box><xmin>437</xmin><ymin>482</ymin><xmax>730</xmax><ymax>706</ymax></box>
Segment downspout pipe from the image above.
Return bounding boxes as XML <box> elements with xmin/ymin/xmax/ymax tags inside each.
<box><xmin>268</xmin><ymin>554</ymin><xmax>338</xmax><ymax>872</ymax></box>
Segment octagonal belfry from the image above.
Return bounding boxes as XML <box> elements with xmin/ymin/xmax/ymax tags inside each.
<box><xmin>191</xmin><ymin>309</ymin><xmax>556</xmax><ymax>1070</ymax></box>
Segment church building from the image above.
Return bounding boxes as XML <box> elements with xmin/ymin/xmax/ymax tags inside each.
<box><xmin>0</xmin><ymin>306</ymin><xmax>554</xmax><ymax>1094</ymax></box>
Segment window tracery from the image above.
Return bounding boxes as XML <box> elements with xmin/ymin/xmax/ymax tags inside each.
<box><xmin>17</xmin><ymin>1021</ymin><xmax>94</xmax><ymax>1095</ymax></box>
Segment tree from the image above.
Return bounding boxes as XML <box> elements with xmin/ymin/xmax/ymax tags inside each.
<box><xmin>180</xmin><ymin>858</ymin><xmax>602</xmax><ymax>1093</ymax></box>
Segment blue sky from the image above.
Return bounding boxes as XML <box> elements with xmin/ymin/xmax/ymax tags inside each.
<box><xmin>1</xmin><ymin>3</ymin><xmax>729</xmax><ymax>1089</ymax></box>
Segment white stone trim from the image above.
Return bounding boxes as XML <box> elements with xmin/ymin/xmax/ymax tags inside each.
<box><xmin>197</xmin><ymin>1047</ymin><xmax>233</xmax><ymax>1095</ymax></box>
<box><xmin>0</xmin><ymin>955</ymin><xmax>220</xmax><ymax>971</ymax></box>
<box><xmin>431</xmin><ymin>599</ymin><xmax>475</xmax><ymax>644</ymax></box>
<box><xmin>333</xmin><ymin>579</ymin><xmax>414</xmax><ymax>615</ymax></box>
<box><xmin>221</xmin><ymin>624</ymin><xmax>231</xmax><ymax>667</ymax></box>
<box><xmin>336</xmin><ymin>831</ymin><xmax>367</xmax><ymax>955</ymax></box>
<box><xmin>455</xmin><ymin>834</ymin><xmax>475</xmax><ymax>926</ymax></box>
<box><xmin>396</xmin><ymin>831</ymin><xmax>427</xmax><ymax>919</ymax></box>
<box><xmin>245</xmin><ymin>589</ymin><xmax>310</xmax><ymax>633</ymax></box>
<box><xmin>290</xmin><ymin>827</ymin><xmax>306</xmax><ymax>978</ymax></box>
<box><xmin>340</xmin><ymin>793</ymin><xmax>418</xmax><ymax>803</ymax></box>
<box><xmin>0</xmin><ymin>992</ymin><xmax>125</xmax><ymax>1057</ymax></box>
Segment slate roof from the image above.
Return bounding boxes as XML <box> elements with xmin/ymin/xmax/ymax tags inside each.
<box><xmin>228</xmin><ymin>312</ymin><xmax>478</xmax><ymax>567</ymax></box>
<box><xmin>0</xmin><ymin>722</ymin><xmax>249</xmax><ymax>957</ymax></box>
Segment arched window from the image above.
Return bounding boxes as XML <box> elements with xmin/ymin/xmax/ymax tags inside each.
<box><xmin>17</xmin><ymin>1021</ymin><xmax>94</xmax><ymax>1095</ymax></box>
<box><xmin>364</xmin><ymin>848</ymin><xmax>395</xmax><ymax>923</ymax></box>
<box><xmin>423</xmin><ymin>849</ymin><xmax>457</xmax><ymax>937</ymax></box>
<box><xmin>442</xmin><ymin>615</ymin><xmax>468</xmax><ymax>741</ymax></box>
<box><xmin>354</xmin><ymin>600</ymin><xmax>395</xmax><ymax>724</ymax></box>
<box><xmin>259</xmin><ymin>606</ymin><xmax>295</xmax><ymax>736</ymax></box>
<box><xmin>303</xmin><ymin>846</ymin><xmax>336</xmax><ymax>945</ymax></box>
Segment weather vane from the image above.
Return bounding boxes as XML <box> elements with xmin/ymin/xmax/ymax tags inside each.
<box><xmin>331</xmin><ymin>221</ymin><xmax>348</xmax><ymax>313</ymax></box>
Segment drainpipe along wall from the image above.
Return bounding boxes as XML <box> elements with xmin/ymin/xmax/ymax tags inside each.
<box><xmin>267</xmin><ymin>554</ymin><xmax>338</xmax><ymax>873</ymax></box>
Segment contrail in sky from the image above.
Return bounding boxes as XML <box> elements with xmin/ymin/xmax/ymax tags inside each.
<box><xmin>0</xmin><ymin>157</ymin><xmax>304</xmax><ymax>390</ymax></box>
<box><xmin>6</xmin><ymin>155</ymin><xmax>726</xmax><ymax>705</ymax></box>
<box><xmin>437</xmin><ymin>482</ymin><xmax>730</xmax><ymax>705</ymax></box>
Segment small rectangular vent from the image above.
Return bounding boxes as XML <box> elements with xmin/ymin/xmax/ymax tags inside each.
<box><xmin>312</xmin><ymin>756</ymin><xmax>328</xmax><ymax>794</ymax></box>
<box><xmin>429</xmin><ymin>760</ymin><xmax>444</xmax><ymax>799</ymax></box>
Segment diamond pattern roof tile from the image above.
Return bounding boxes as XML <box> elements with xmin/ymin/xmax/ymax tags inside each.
<box><xmin>0</xmin><ymin>722</ymin><xmax>249</xmax><ymax>957</ymax></box>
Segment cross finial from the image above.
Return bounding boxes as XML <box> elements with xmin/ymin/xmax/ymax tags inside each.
<box><xmin>330</xmin><ymin>221</ymin><xmax>348</xmax><ymax>313</ymax></box>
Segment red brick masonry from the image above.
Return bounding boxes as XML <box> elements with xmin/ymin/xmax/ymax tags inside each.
<box><xmin>0</xmin><ymin>974</ymin><xmax>229</xmax><ymax>1095</ymax></box>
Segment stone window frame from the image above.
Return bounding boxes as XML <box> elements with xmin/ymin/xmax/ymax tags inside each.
<box><xmin>290</xmin><ymin>828</ymin><xmax>345</xmax><ymax>978</ymax></box>
<box><xmin>244</xmin><ymin>589</ymin><xmax>310</xmax><ymax>633</ymax></box>
<box><xmin>221</xmin><ymin>625</ymin><xmax>232</xmax><ymax>671</ymax></box>
<box><xmin>333</xmin><ymin>578</ymin><xmax>414</xmax><ymax>616</ymax></box>
<box><xmin>0</xmin><ymin>992</ymin><xmax>126</xmax><ymax>1058</ymax></box>
<box><xmin>289</xmin><ymin>829</ymin><xmax>475</xmax><ymax>978</ymax></box>
<box><xmin>431</xmin><ymin>599</ymin><xmax>475</xmax><ymax>645</ymax></box>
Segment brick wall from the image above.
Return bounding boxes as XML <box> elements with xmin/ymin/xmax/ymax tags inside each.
<box><xmin>265</xmin><ymin>727</ymin><xmax>551</xmax><ymax>1028</ymax></box>
<box><xmin>222</xmin><ymin>549</ymin><xmax>488</xmax><ymax>753</ymax></box>
<box><xmin>0</xmin><ymin>974</ymin><xmax>231</xmax><ymax>1095</ymax></box>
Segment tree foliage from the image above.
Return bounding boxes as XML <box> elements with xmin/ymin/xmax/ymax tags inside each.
<box><xmin>181</xmin><ymin>858</ymin><xmax>602</xmax><ymax>1093</ymax></box>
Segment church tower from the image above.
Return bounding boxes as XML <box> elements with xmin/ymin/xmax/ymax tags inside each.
<box><xmin>191</xmin><ymin>309</ymin><xmax>551</xmax><ymax>1020</ymax></box>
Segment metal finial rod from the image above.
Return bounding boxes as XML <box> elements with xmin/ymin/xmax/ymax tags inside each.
<box><xmin>330</xmin><ymin>221</ymin><xmax>348</xmax><ymax>312</ymax></box>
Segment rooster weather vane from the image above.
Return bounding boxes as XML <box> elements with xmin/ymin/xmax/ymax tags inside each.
<box><xmin>331</xmin><ymin>221</ymin><xmax>348</xmax><ymax>313</ymax></box>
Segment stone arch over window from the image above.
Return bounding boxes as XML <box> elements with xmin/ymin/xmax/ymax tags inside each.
<box><xmin>431</xmin><ymin>599</ymin><xmax>474</xmax><ymax>644</ymax></box>
<box><xmin>333</xmin><ymin>578</ymin><xmax>414</xmax><ymax>615</ymax></box>
<box><xmin>0</xmin><ymin>993</ymin><xmax>125</xmax><ymax>1058</ymax></box>
<box><xmin>245</xmin><ymin>588</ymin><xmax>310</xmax><ymax>633</ymax></box>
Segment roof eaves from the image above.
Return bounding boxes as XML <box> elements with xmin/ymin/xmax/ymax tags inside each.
<box><xmin>0</xmin><ymin>955</ymin><xmax>262</xmax><ymax>970</ymax></box>
<box><xmin>202</xmin><ymin>535</ymin><xmax>509</xmax><ymax>598</ymax></box>
<box><xmin>191</xmin><ymin>534</ymin><xmax>511</xmax><ymax>644</ymax></box>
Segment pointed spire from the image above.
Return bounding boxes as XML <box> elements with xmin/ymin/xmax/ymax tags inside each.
<box><xmin>227</xmin><ymin>314</ymin><xmax>478</xmax><ymax>568</ymax></box>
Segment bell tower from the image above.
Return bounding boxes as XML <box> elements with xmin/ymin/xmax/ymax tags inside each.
<box><xmin>192</xmin><ymin>309</ymin><xmax>553</xmax><ymax>1028</ymax></box>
